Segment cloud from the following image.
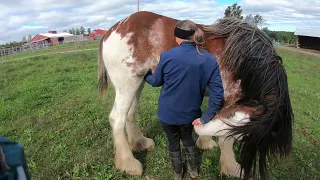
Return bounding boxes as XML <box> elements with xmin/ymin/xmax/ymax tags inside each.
<box><xmin>239</xmin><ymin>0</ymin><xmax>320</xmax><ymax>31</ymax></box>
<box><xmin>0</xmin><ymin>0</ymin><xmax>319</xmax><ymax>44</ymax></box>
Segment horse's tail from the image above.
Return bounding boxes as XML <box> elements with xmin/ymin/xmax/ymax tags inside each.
<box><xmin>203</xmin><ymin>17</ymin><xmax>294</xmax><ymax>180</ymax></box>
<box><xmin>98</xmin><ymin>37</ymin><xmax>109</xmax><ymax>96</ymax></box>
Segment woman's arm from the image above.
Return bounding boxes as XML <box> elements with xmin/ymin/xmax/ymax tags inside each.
<box><xmin>200</xmin><ymin>63</ymin><xmax>224</xmax><ymax>124</ymax></box>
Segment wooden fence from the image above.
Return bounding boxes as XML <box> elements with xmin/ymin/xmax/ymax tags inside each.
<box><xmin>0</xmin><ymin>35</ymin><xmax>101</xmax><ymax>57</ymax></box>
<box><xmin>0</xmin><ymin>41</ymin><xmax>50</xmax><ymax>57</ymax></box>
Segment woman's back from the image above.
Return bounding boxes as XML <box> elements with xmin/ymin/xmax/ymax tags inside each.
<box><xmin>156</xmin><ymin>41</ymin><xmax>221</xmax><ymax>125</ymax></box>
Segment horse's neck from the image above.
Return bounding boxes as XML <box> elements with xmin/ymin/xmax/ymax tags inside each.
<box><xmin>203</xmin><ymin>37</ymin><xmax>241</xmax><ymax>106</ymax></box>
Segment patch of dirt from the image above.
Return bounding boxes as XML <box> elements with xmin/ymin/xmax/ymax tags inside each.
<box><xmin>312</xmin><ymin>140</ymin><xmax>320</xmax><ymax>147</ymax></box>
<box><xmin>277</xmin><ymin>46</ymin><xmax>320</xmax><ymax>57</ymax></box>
<box><xmin>145</xmin><ymin>175</ymin><xmax>155</xmax><ymax>180</ymax></box>
<box><xmin>300</xmin><ymin>128</ymin><xmax>308</xmax><ymax>136</ymax></box>
<box><xmin>299</xmin><ymin>128</ymin><xmax>320</xmax><ymax>147</ymax></box>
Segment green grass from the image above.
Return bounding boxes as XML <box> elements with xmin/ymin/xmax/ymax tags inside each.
<box><xmin>0</xmin><ymin>48</ymin><xmax>319</xmax><ymax>180</ymax></box>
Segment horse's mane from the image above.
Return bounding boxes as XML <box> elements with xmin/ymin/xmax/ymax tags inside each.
<box><xmin>203</xmin><ymin>17</ymin><xmax>278</xmax><ymax>75</ymax></box>
<box><xmin>203</xmin><ymin>18</ymin><xmax>294</xmax><ymax>180</ymax></box>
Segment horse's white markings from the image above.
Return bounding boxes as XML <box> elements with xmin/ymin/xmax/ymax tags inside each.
<box><xmin>102</xmin><ymin>30</ymin><xmax>153</xmax><ymax>175</ymax></box>
<box><xmin>196</xmin><ymin>136</ymin><xmax>218</xmax><ymax>150</ymax></box>
<box><xmin>218</xmin><ymin>136</ymin><xmax>243</xmax><ymax>178</ymax></box>
<box><xmin>148</xmin><ymin>19</ymin><xmax>163</xmax><ymax>47</ymax></box>
<box><xmin>196</xmin><ymin>110</ymin><xmax>248</xmax><ymax>177</ymax></box>
<box><xmin>146</xmin><ymin>18</ymin><xmax>165</xmax><ymax>72</ymax></box>
<box><xmin>102</xmin><ymin>31</ymin><xmax>135</xmax><ymax>82</ymax></box>
<box><xmin>219</xmin><ymin>69</ymin><xmax>241</xmax><ymax>104</ymax></box>
<box><xmin>194</xmin><ymin>111</ymin><xmax>249</xmax><ymax>139</ymax></box>
<box><xmin>226</xmin><ymin>80</ymin><xmax>241</xmax><ymax>100</ymax></box>
<box><xmin>102</xmin><ymin>31</ymin><xmax>136</xmax><ymax>138</ymax></box>
<box><xmin>103</xmin><ymin>35</ymin><xmax>134</xmax><ymax>91</ymax></box>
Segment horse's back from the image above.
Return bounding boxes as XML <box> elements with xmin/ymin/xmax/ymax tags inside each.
<box><xmin>101</xmin><ymin>11</ymin><xmax>178</xmax><ymax>77</ymax></box>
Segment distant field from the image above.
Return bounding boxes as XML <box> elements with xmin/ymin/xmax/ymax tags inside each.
<box><xmin>0</xmin><ymin>40</ymin><xmax>99</xmax><ymax>62</ymax></box>
<box><xmin>0</xmin><ymin>48</ymin><xmax>319</xmax><ymax>180</ymax></box>
<box><xmin>277</xmin><ymin>45</ymin><xmax>320</xmax><ymax>57</ymax></box>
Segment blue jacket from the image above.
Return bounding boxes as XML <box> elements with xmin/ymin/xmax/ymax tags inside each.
<box><xmin>144</xmin><ymin>41</ymin><xmax>224</xmax><ymax>125</ymax></box>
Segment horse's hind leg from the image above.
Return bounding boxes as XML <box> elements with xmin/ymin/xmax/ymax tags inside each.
<box><xmin>219</xmin><ymin>136</ymin><xmax>243</xmax><ymax>178</ymax></box>
<box><xmin>126</xmin><ymin>81</ymin><xmax>155</xmax><ymax>151</ymax></box>
<box><xmin>196</xmin><ymin>135</ymin><xmax>218</xmax><ymax>150</ymax></box>
<box><xmin>109</xmin><ymin>80</ymin><xmax>144</xmax><ymax>176</ymax></box>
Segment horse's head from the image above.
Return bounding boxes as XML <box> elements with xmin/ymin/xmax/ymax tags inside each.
<box><xmin>196</xmin><ymin>17</ymin><xmax>293</xmax><ymax>180</ymax></box>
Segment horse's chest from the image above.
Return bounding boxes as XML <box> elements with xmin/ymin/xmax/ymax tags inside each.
<box><xmin>220</xmin><ymin>69</ymin><xmax>241</xmax><ymax>107</ymax></box>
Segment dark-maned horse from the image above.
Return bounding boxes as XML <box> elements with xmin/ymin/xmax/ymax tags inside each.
<box><xmin>98</xmin><ymin>11</ymin><xmax>293</xmax><ymax>180</ymax></box>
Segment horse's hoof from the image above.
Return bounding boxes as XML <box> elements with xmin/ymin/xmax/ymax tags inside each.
<box><xmin>196</xmin><ymin>136</ymin><xmax>217</xmax><ymax>150</ymax></box>
<box><xmin>132</xmin><ymin>137</ymin><xmax>155</xmax><ymax>152</ymax></box>
<box><xmin>116</xmin><ymin>156</ymin><xmax>143</xmax><ymax>176</ymax></box>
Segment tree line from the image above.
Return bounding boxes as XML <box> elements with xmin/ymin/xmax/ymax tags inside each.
<box><xmin>262</xmin><ymin>28</ymin><xmax>296</xmax><ymax>44</ymax></box>
<box><xmin>63</xmin><ymin>26</ymin><xmax>92</xmax><ymax>35</ymax></box>
<box><xmin>223</xmin><ymin>3</ymin><xmax>296</xmax><ymax>44</ymax></box>
<box><xmin>0</xmin><ymin>41</ymin><xmax>29</xmax><ymax>48</ymax></box>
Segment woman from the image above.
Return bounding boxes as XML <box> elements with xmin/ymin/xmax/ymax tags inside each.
<box><xmin>144</xmin><ymin>20</ymin><xmax>224</xmax><ymax>180</ymax></box>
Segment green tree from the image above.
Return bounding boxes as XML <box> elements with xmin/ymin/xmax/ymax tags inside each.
<box><xmin>261</xmin><ymin>28</ymin><xmax>296</xmax><ymax>44</ymax></box>
<box><xmin>69</xmin><ymin>28</ymin><xmax>76</xmax><ymax>35</ymax></box>
<box><xmin>244</xmin><ymin>14</ymin><xmax>268</xmax><ymax>28</ymax></box>
<box><xmin>27</xmin><ymin>35</ymin><xmax>32</xmax><ymax>41</ymax></box>
<box><xmin>80</xmin><ymin>26</ymin><xmax>85</xmax><ymax>35</ymax></box>
<box><xmin>21</xmin><ymin>36</ymin><xmax>27</xmax><ymax>42</ymax></box>
<box><xmin>75</xmin><ymin>28</ymin><xmax>80</xmax><ymax>35</ymax></box>
<box><xmin>224</xmin><ymin>3</ymin><xmax>243</xmax><ymax>20</ymax></box>
<box><xmin>87</xmin><ymin>28</ymin><xmax>91</xmax><ymax>34</ymax></box>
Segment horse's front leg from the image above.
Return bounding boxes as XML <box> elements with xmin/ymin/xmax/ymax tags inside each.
<box><xmin>218</xmin><ymin>136</ymin><xmax>243</xmax><ymax>178</ymax></box>
<box><xmin>196</xmin><ymin>136</ymin><xmax>218</xmax><ymax>150</ymax></box>
<box><xmin>126</xmin><ymin>82</ymin><xmax>155</xmax><ymax>152</ymax></box>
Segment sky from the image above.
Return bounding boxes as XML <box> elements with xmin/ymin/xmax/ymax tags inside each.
<box><xmin>0</xmin><ymin>0</ymin><xmax>320</xmax><ymax>44</ymax></box>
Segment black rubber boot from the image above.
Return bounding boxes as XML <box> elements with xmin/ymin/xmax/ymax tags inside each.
<box><xmin>169</xmin><ymin>151</ymin><xmax>183</xmax><ymax>180</ymax></box>
<box><xmin>185</xmin><ymin>146</ymin><xmax>199</xmax><ymax>178</ymax></box>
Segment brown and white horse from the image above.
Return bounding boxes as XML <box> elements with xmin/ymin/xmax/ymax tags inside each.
<box><xmin>98</xmin><ymin>11</ymin><xmax>293</xmax><ymax>180</ymax></box>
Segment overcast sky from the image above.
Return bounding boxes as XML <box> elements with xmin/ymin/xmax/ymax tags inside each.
<box><xmin>0</xmin><ymin>0</ymin><xmax>319</xmax><ymax>44</ymax></box>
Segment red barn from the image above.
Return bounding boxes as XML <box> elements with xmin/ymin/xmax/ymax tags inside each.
<box><xmin>89</xmin><ymin>29</ymin><xmax>106</xmax><ymax>40</ymax></box>
<box><xmin>29</xmin><ymin>30</ymin><xmax>74</xmax><ymax>45</ymax></box>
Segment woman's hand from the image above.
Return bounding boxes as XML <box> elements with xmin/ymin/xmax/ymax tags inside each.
<box><xmin>192</xmin><ymin>118</ymin><xmax>203</xmax><ymax>126</ymax></box>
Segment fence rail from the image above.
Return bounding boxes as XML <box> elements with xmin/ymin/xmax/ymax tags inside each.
<box><xmin>0</xmin><ymin>35</ymin><xmax>101</xmax><ymax>58</ymax></box>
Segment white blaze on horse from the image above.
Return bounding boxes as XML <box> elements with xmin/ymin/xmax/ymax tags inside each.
<box><xmin>98</xmin><ymin>11</ymin><xmax>293</xmax><ymax>180</ymax></box>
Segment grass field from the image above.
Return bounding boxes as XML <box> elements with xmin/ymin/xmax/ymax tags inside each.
<box><xmin>0</xmin><ymin>48</ymin><xmax>319</xmax><ymax>180</ymax></box>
